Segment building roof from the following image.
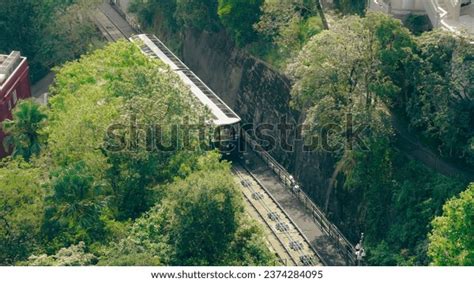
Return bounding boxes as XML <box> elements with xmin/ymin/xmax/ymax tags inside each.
<box><xmin>0</xmin><ymin>51</ymin><xmax>25</xmax><ymax>90</ymax></box>
<box><xmin>131</xmin><ymin>34</ymin><xmax>241</xmax><ymax>126</ymax></box>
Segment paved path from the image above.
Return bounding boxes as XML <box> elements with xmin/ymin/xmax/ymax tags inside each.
<box><xmin>392</xmin><ymin>112</ymin><xmax>474</xmax><ymax>181</ymax></box>
<box><xmin>31</xmin><ymin>72</ymin><xmax>54</xmax><ymax>105</ymax></box>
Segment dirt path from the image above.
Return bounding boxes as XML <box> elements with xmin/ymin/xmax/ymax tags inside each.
<box><xmin>391</xmin><ymin>113</ymin><xmax>474</xmax><ymax>181</ymax></box>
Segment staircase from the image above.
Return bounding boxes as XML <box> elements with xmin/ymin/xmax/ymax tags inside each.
<box><xmin>424</xmin><ymin>0</ymin><xmax>474</xmax><ymax>42</ymax></box>
<box><xmin>369</xmin><ymin>0</ymin><xmax>473</xmax><ymax>41</ymax></box>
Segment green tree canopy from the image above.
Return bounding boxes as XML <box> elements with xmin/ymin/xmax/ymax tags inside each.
<box><xmin>0</xmin><ymin>0</ymin><xmax>101</xmax><ymax>81</ymax></box>
<box><xmin>100</xmin><ymin>154</ymin><xmax>275</xmax><ymax>266</ymax></box>
<box><xmin>0</xmin><ymin>159</ymin><xmax>46</xmax><ymax>265</ymax></box>
<box><xmin>2</xmin><ymin>100</ymin><xmax>48</xmax><ymax>162</ymax></box>
<box><xmin>42</xmin><ymin>161</ymin><xmax>108</xmax><ymax>250</ymax></box>
<box><xmin>428</xmin><ymin>183</ymin><xmax>474</xmax><ymax>266</ymax></box>
<box><xmin>287</xmin><ymin>12</ymin><xmax>469</xmax><ymax>265</ymax></box>
<box><xmin>24</xmin><ymin>242</ymin><xmax>97</xmax><ymax>266</ymax></box>
<box><xmin>333</xmin><ymin>0</ymin><xmax>367</xmax><ymax>15</ymax></box>
<box><xmin>48</xmin><ymin>41</ymin><xmax>212</xmax><ymax>220</ymax></box>
<box><xmin>405</xmin><ymin>31</ymin><xmax>474</xmax><ymax>165</ymax></box>
<box><xmin>218</xmin><ymin>0</ymin><xmax>263</xmax><ymax>46</ymax></box>
<box><xmin>175</xmin><ymin>0</ymin><xmax>220</xmax><ymax>31</ymax></box>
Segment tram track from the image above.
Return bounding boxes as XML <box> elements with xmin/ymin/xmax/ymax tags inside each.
<box><xmin>232</xmin><ymin>162</ymin><xmax>323</xmax><ymax>266</ymax></box>
<box><xmin>94</xmin><ymin>5</ymin><xmax>130</xmax><ymax>42</ymax></box>
<box><xmin>95</xmin><ymin>1</ymin><xmax>347</xmax><ymax>266</ymax></box>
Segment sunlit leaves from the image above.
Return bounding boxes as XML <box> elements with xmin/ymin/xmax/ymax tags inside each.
<box><xmin>0</xmin><ymin>159</ymin><xmax>46</xmax><ymax>264</ymax></box>
<box><xmin>428</xmin><ymin>183</ymin><xmax>474</xmax><ymax>265</ymax></box>
<box><xmin>2</xmin><ymin>100</ymin><xmax>48</xmax><ymax>162</ymax></box>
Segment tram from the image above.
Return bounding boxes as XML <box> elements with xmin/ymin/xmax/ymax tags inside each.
<box><xmin>130</xmin><ymin>34</ymin><xmax>241</xmax><ymax>155</ymax></box>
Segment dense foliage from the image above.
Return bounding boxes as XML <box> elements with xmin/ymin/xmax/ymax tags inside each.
<box><xmin>0</xmin><ymin>159</ymin><xmax>46</xmax><ymax>264</ymax></box>
<box><xmin>23</xmin><ymin>242</ymin><xmax>97</xmax><ymax>266</ymax></box>
<box><xmin>1</xmin><ymin>0</ymin><xmax>471</xmax><ymax>267</ymax></box>
<box><xmin>428</xmin><ymin>183</ymin><xmax>473</xmax><ymax>266</ymax></box>
<box><xmin>254</xmin><ymin>0</ymin><xmax>323</xmax><ymax>66</ymax></box>
<box><xmin>100</xmin><ymin>156</ymin><xmax>276</xmax><ymax>266</ymax></box>
<box><xmin>288</xmin><ymin>13</ymin><xmax>472</xmax><ymax>265</ymax></box>
<box><xmin>332</xmin><ymin>0</ymin><xmax>367</xmax><ymax>15</ymax></box>
<box><xmin>0</xmin><ymin>42</ymin><xmax>275</xmax><ymax>266</ymax></box>
<box><xmin>129</xmin><ymin>0</ymin><xmax>324</xmax><ymax>67</ymax></box>
<box><xmin>404</xmin><ymin>31</ymin><xmax>474</xmax><ymax>165</ymax></box>
<box><xmin>217</xmin><ymin>0</ymin><xmax>263</xmax><ymax>46</ymax></box>
<box><xmin>0</xmin><ymin>0</ymin><xmax>101</xmax><ymax>82</ymax></box>
<box><xmin>2</xmin><ymin>100</ymin><xmax>47</xmax><ymax>161</ymax></box>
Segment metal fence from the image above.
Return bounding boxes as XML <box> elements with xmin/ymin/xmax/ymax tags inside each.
<box><xmin>110</xmin><ymin>0</ymin><xmax>358</xmax><ymax>265</ymax></box>
<box><xmin>242</xmin><ymin>131</ymin><xmax>357</xmax><ymax>265</ymax></box>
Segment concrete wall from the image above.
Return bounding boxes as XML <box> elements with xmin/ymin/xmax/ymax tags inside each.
<box><xmin>113</xmin><ymin>0</ymin><xmax>353</xmax><ymax>238</ymax></box>
<box><xmin>178</xmin><ymin>28</ymin><xmax>339</xmax><ymax>218</ymax></box>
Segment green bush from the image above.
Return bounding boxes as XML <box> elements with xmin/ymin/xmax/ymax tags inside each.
<box><xmin>218</xmin><ymin>0</ymin><xmax>263</xmax><ymax>46</ymax></box>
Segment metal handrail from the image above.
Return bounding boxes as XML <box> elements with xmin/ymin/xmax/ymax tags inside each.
<box><xmin>242</xmin><ymin>131</ymin><xmax>357</xmax><ymax>265</ymax></box>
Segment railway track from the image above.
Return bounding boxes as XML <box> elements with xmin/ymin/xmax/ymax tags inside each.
<box><xmin>95</xmin><ymin>1</ymin><xmax>346</xmax><ymax>265</ymax></box>
<box><xmin>94</xmin><ymin>5</ymin><xmax>130</xmax><ymax>42</ymax></box>
<box><xmin>232</xmin><ymin>163</ymin><xmax>324</xmax><ymax>266</ymax></box>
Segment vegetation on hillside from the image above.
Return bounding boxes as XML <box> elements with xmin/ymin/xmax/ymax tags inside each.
<box><xmin>1</xmin><ymin>0</ymin><xmax>472</xmax><ymax>267</ymax></box>
<box><xmin>126</xmin><ymin>0</ymin><xmax>472</xmax><ymax>266</ymax></box>
<box><xmin>2</xmin><ymin>101</ymin><xmax>48</xmax><ymax>162</ymax></box>
<box><xmin>288</xmin><ymin>13</ymin><xmax>472</xmax><ymax>265</ymax></box>
<box><xmin>0</xmin><ymin>0</ymin><xmax>101</xmax><ymax>82</ymax></box>
<box><xmin>0</xmin><ymin>41</ymin><xmax>275</xmax><ymax>266</ymax></box>
<box><xmin>428</xmin><ymin>183</ymin><xmax>473</xmax><ymax>266</ymax></box>
<box><xmin>129</xmin><ymin>0</ymin><xmax>326</xmax><ymax>67</ymax></box>
<box><xmin>332</xmin><ymin>0</ymin><xmax>367</xmax><ymax>15</ymax></box>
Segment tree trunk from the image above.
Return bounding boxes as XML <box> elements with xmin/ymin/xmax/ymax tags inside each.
<box><xmin>316</xmin><ymin>0</ymin><xmax>330</xmax><ymax>30</ymax></box>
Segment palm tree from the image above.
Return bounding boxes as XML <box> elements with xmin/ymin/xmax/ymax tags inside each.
<box><xmin>2</xmin><ymin>99</ymin><xmax>47</xmax><ymax>161</ymax></box>
<box><xmin>45</xmin><ymin>161</ymin><xmax>107</xmax><ymax>243</ymax></box>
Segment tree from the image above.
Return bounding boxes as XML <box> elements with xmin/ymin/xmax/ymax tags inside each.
<box><xmin>428</xmin><ymin>183</ymin><xmax>474</xmax><ymax>266</ymax></box>
<box><xmin>403</xmin><ymin>31</ymin><xmax>474</xmax><ymax>165</ymax></box>
<box><xmin>99</xmin><ymin>156</ymin><xmax>275</xmax><ymax>266</ymax></box>
<box><xmin>165</xmin><ymin>171</ymin><xmax>242</xmax><ymax>265</ymax></box>
<box><xmin>287</xmin><ymin>13</ymin><xmax>470</xmax><ymax>265</ymax></box>
<box><xmin>0</xmin><ymin>0</ymin><xmax>47</xmax><ymax>80</ymax></box>
<box><xmin>48</xmin><ymin>41</ymin><xmax>214</xmax><ymax>221</ymax></box>
<box><xmin>175</xmin><ymin>0</ymin><xmax>220</xmax><ymax>31</ymax></box>
<box><xmin>2</xmin><ymin>100</ymin><xmax>48</xmax><ymax>162</ymax></box>
<box><xmin>0</xmin><ymin>159</ymin><xmax>46</xmax><ymax>265</ymax></box>
<box><xmin>129</xmin><ymin>0</ymin><xmax>178</xmax><ymax>34</ymax></box>
<box><xmin>0</xmin><ymin>0</ymin><xmax>100</xmax><ymax>81</ymax></box>
<box><xmin>42</xmin><ymin>161</ymin><xmax>108</xmax><ymax>250</ymax></box>
<box><xmin>333</xmin><ymin>0</ymin><xmax>367</xmax><ymax>15</ymax></box>
<box><xmin>101</xmin><ymin>49</ymin><xmax>212</xmax><ymax>220</ymax></box>
<box><xmin>287</xmin><ymin>13</ymin><xmax>416</xmax><ymax>210</ymax></box>
<box><xmin>40</xmin><ymin>0</ymin><xmax>102</xmax><ymax>70</ymax></box>
<box><xmin>218</xmin><ymin>0</ymin><xmax>263</xmax><ymax>46</ymax></box>
<box><xmin>24</xmin><ymin>242</ymin><xmax>97</xmax><ymax>266</ymax></box>
<box><xmin>255</xmin><ymin>0</ymin><xmax>323</xmax><ymax>64</ymax></box>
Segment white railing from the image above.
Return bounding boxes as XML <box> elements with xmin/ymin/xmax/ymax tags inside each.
<box><xmin>242</xmin><ymin>131</ymin><xmax>357</xmax><ymax>265</ymax></box>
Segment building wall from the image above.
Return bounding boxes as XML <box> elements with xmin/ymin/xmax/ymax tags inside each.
<box><xmin>0</xmin><ymin>58</ymin><xmax>31</xmax><ymax>157</ymax></box>
<box><xmin>389</xmin><ymin>0</ymin><xmax>426</xmax><ymax>15</ymax></box>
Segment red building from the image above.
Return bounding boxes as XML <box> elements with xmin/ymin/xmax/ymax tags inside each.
<box><xmin>0</xmin><ymin>51</ymin><xmax>32</xmax><ymax>157</ymax></box>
